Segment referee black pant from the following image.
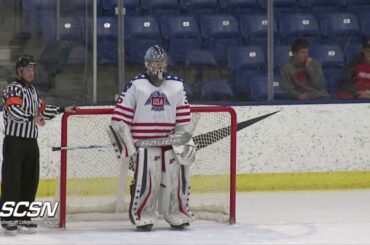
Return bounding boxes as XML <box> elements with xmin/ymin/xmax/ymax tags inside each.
<box><xmin>0</xmin><ymin>136</ymin><xmax>40</xmax><ymax>226</ymax></box>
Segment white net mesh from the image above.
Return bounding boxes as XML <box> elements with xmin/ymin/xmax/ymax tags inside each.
<box><xmin>54</xmin><ymin>107</ymin><xmax>235</xmax><ymax>227</ymax></box>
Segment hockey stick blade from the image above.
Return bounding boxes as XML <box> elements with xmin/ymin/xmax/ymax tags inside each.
<box><xmin>134</xmin><ymin>132</ymin><xmax>192</xmax><ymax>147</ymax></box>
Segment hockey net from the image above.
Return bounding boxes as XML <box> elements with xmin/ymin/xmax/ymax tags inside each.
<box><xmin>50</xmin><ymin>106</ymin><xmax>236</xmax><ymax>228</ymax></box>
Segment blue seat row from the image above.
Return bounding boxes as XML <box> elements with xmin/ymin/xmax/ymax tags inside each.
<box><xmin>94</xmin><ymin>0</ymin><xmax>370</xmax><ymax>16</ymax></box>
<box><xmin>184</xmin><ymin>41</ymin><xmax>349</xmax><ymax>101</ymax></box>
<box><xmin>118</xmin><ymin>12</ymin><xmax>368</xmax><ymax>64</ymax></box>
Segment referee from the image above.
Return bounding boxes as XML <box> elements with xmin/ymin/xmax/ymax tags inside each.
<box><xmin>0</xmin><ymin>55</ymin><xmax>78</xmax><ymax>235</ymax></box>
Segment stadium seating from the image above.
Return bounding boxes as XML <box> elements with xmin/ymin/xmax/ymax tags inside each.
<box><xmin>124</xmin><ymin>16</ymin><xmax>162</xmax><ymax>64</ymax></box>
<box><xmin>97</xmin><ymin>16</ymin><xmax>117</xmax><ymax>40</ymax></box>
<box><xmin>61</xmin><ymin>0</ymin><xmax>90</xmax><ymax>15</ymax></box>
<box><xmin>22</xmin><ymin>0</ymin><xmax>56</xmax><ymax>11</ymax></box>
<box><xmin>309</xmin><ymin>44</ymin><xmax>345</xmax><ymax>97</ymax></box>
<box><xmin>298</xmin><ymin>0</ymin><xmax>348</xmax><ymax>12</ymax></box>
<box><xmin>161</xmin><ymin>15</ymin><xmax>201</xmax><ymax>63</ymax></box>
<box><xmin>345</xmin><ymin>0</ymin><xmax>369</xmax><ymax>7</ymax></box>
<box><xmin>258</xmin><ymin>0</ymin><xmax>300</xmax><ymax>12</ymax></box>
<box><xmin>234</xmin><ymin>70</ymin><xmax>257</xmax><ymax>96</ymax></box>
<box><xmin>319</xmin><ymin>13</ymin><xmax>362</xmax><ymax>48</ymax></box>
<box><xmin>274</xmin><ymin>45</ymin><xmax>292</xmax><ymax>72</ymax></box>
<box><xmin>343</xmin><ymin>44</ymin><xmax>362</xmax><ymax>64</ymax></box>
<box><xmin>199</xmin><ymin>14</ymin><xmax>242</xmax><ymax>62</ymax></box>
<box><xmin>100</xmin><ymin>0</ymin><xmax>141</xmax><ymax>16</ymax></box>
<box><xmin>185</xmin><ymin>50</ymin><xmax>218</xmax><ymax>67</ymax></box>
<box><xmin>141</xmin><ymin>0</ymin><xmax>180</xmax><ymax>16</ymax></box>
<box><xmin>59</xmin><ymin>17</ymin><xmax>84</xmax><ymax>42</ymax></box>
<box><xmin>185</xmin><ymin>50</ymin><xmax>219</xmax><ymax>85</ymax></box>
<box><xmin>358</xmin><ymin>13</ymin><xmax>370</xmax><ymax>38</ymax></box>
<box><xmin>200</xmin><ymin>80</ymin><xmax>234</xmax><ymax>100</ymax></box>
<box><xmin>227</xmin><ymin>45</ymin><xmax>266</xmax><ymax>73</ymax></box>
<box><xmin>310</xmin><ymin>44</ymin><xmax>345</xmax><ymax>69</ymax></box>
<box><xmin>239</xmin><ymin>14</ymin><xmax>278</xmax><ymax>46</ymax></box>
<box><xmin>180</xmin><ymin>0</ymin><xmax>220</xmax><ymax>15</ymax></box>
<box><xmin>324</xmin><ymin>69</ymin><xmax>343</xmax><ymax>97</ymax></box>
<box><xmin>182</xmin><ymin>81</ymin><xmax>194</xmax><ymax>98</ymax></box>
<box><xmin>278</xmin><ymin>13</ymin><xmax>320</xmax><ymax>44</ymax></box>
<box><xmin>96</xmin><ymin>17</ymin><xmax>118</xmax><ymax>64</ymax></box>
<box><xmin>228</xmin><ymin>46</ymin><xmax>266</xmax><ymax>97</ymax></box>
<box><xmin>219</xmin><ymin>0</ymin><xmax>259</xmax><ymax>14</ymax></box>
<box><xmin>249</xmin><ymin>73</ymin><xmax>288</xmax><ymax>100</ymax></box>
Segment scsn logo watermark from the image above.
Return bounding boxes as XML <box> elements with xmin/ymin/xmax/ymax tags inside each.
<box><xmin>0</xmin><ymin>201</ymin><xmax>59</xmax><ymax>218</ymax></box>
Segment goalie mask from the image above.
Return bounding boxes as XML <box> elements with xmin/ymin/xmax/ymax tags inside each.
<box><xmin>144</xmin><ymin>45</ymin><xmax>167</xmax><ymax>86</ymax></box>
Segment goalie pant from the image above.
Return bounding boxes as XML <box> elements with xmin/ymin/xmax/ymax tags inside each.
<box><xmin>129</xmin><ymin>147</ymin><xmax>194</xmax><ymax>227</ymax></box>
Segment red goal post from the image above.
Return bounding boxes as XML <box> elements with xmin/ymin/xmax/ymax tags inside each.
<box><xmin>57</xmin><ymin>106</ymin><xmax>237</xmax><ymax>228</ymax></box>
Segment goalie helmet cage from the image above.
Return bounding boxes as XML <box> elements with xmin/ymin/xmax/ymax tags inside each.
<box><xmin>58</xmin><ymin>106</ymin><xmax>237</xmax><ymax>228</ymax></box>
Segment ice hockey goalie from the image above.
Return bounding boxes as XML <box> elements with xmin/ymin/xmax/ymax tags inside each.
<box><xmin>108</xmin><ymin>45</ymin><xmax>196</xmax><ymax>231</ymax></box>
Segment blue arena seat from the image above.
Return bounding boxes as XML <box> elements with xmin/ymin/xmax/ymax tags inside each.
<box><xmin>200</xmin><ymin>80</ymin><xmax>234</xmax><ymax>100</ymax></box>
<box><xmin>59</xmin><ymin>17</ymin><xmax>84</xmax><ymax>42</ymax></box>
<box><xmin>234</xmin><ymin>70</ymin><xmax>255</xmax><ymax>96</ymax></box>
<box><xmin>100</xmin><ymin>0</ymin><xmax>141</xmax><ymax>16</ymax></box>
<box><xmin>61</xmin><ymin>0</ymin><xmax>91</xmax><ymax>15</ymax></box>
<box><xmin>319</xmin><ymin>13</ymin><xmax>362</xmax><ymax>48</ymax></box>
<box><xmin>358</xmin><ymin>13</ymin><xmax>370</xmax><ymax>38</ymax></box>
<box><xmin>125</xmin><ymin>16</ymin><xmax>162</xmax><ymax>64</ymax></box>
<box><xmin>310</xmin><ymin>44</ymin><xmax>345</xmax><ymax>69</ymax></box>
<box><xmin>96</xmin><ymin>17</ymin><xmax>118</xmax><ymax>64</ymax></box>
<box><xmin>40</xmin><ymin>14</ymin><xmax>57</xmax><ymax>41</ymax></box>
<box><xmin>324</xmin><ymin>69</ymin><xmax>343</xmax><ymax>97</ymax></box>
<box><xmin>227</xmin><ymin>46</ymin><xmax>266</xmax><ymax>73</ymax></box>
<box><xmin>219</xmin><ymin>0</ymin><xmax>258</xmax><ymax>14</ymax></box>
<box><xmin>239</xmin><ymin>14</ymin><xmax>278</xmax><ymax>46</ymax></box>
<box><xmin>180</xmin><ymin>0</ymin><xmax>220</xmax><ymax>15</ymax></box>
<box><xmin>199</xmin><ymin>14</ymin><xmax>242</xmax><ymax>62</ymax></box>
<box><xmin>278</xmin><ymin>13</ymin><xmax>320</xmax><ymax>44</ymax></box>
<box><xmin>161</xmin><ymin>15</ymin><xmax>201</xmax><ymax>63</ymax></box>
<box><xmin>274</xmin><ymin>45</ymin><xmax>292</xmax><ymax>71</ymax></box>
<box><xmin>23</xmin><ymin>0</ymin><xmax>56</xmax><ymax>11</ymax></box>
<box><xmin>298</xmin><ymin>0</ymin><xmax>348</xmax><ymax>12</ymax></box>
<box><xmin>185</xmin><ymin>50</ymin><xmax>218</xmax><ymax>67</ymax></box>
<box><xmin>185</xmin><ymin>50</ymin><xmax>219</xmax><ymax>85</ymax></box>
<box><xmin>161</xmin><ymin>15</ymin><xmax>199</xmax><ymax>39</ymax></box>
<box><xmin>97</xmin><ymin>16</ymin><xmax>117</xmax><ymax>40</ymax></box>
<box><xmin>258</xmin><ymin>0</ymin><xmax>300</xmax><ymax>11</ymax></box>
<box><xmin>141</xmin><ymin>0</ymin><xmax>180</xmax><ymax>15</ymax></box>
<box><xmin>249</xmin><ymin>73</ymin><xmax>288</xmax><ymax>100</ymax></box>
<box><xmin>343</xmin><ymin>44</ymin><xmax>362</xmax><ymax>64</ymax></box>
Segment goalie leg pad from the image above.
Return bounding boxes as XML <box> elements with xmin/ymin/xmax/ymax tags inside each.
<box><xmin>158</xmin><ymin>149</ymin><xmax>194</xmax><ymax>227</ymax></box>
<box><xmin>129</xmin><ymin>147</ymin><xmax>162</xmax><ymax>227</ymax></box>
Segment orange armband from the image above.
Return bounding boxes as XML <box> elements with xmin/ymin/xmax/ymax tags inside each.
<box><xmin>5</xmin><ymin>96</ymin><xmax>23</xmax><ymax>107</ymax></box>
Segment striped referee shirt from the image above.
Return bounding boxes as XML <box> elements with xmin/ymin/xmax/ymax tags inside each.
<box><xmin>2</xmin><ymin>79</ymin><xmax>62</xmax><ymax>139</ymax></box>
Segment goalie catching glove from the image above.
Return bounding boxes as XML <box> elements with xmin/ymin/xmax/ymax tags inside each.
<box><xmin>172</xmin><ymin>136</ymin><xmax>196</xmax><ymax>166</ymax></box>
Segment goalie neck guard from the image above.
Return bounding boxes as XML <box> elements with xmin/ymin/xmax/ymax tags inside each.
<box><xmin>144</xmin><ymin>45</ymin><xmax>167</xmax><ymax>86</ymax></box>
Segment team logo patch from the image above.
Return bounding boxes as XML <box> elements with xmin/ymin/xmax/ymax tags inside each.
<box><xmin>145</xmin><ymin>90</ymin><xmax>170</xmax><ymax>111</ymax></box>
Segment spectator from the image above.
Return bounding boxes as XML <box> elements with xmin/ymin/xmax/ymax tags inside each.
<box><xmin>337</xmin><ymin>38</ymin><xmax>370</xmax><ymax>99</ymax></box>
<box><xmin>280</xmin><ymin>38</ymin><xmax>329</xmax><ymax>100</ymax></box>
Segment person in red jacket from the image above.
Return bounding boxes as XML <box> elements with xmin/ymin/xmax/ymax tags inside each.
<box><xmin>337</xmin><ymin>38</ymin><xmax>370</xmax><ymax>99</ymax></box>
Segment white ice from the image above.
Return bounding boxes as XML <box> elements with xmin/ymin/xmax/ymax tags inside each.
<box><xmin>1</xmin><ymin>190</ymin><xmax>370</xmax><ymax>244</ymax></box>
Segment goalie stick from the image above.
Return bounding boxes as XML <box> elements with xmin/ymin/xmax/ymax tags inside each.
<box><xmin>52</xmin><ymin>131</ymin><xmax>193</xmax><ymax>151</ymax></box>
<box><xmin>53</xmin><ymin>114</ymin><xmax>200</xmax><ymax>152</ymax></box>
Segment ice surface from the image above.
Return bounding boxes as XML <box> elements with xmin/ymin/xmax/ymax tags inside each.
<box><xmin>1</xmin><ymin>190</ymin><xmax>370</xmax><ymax>244</ymax></box>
